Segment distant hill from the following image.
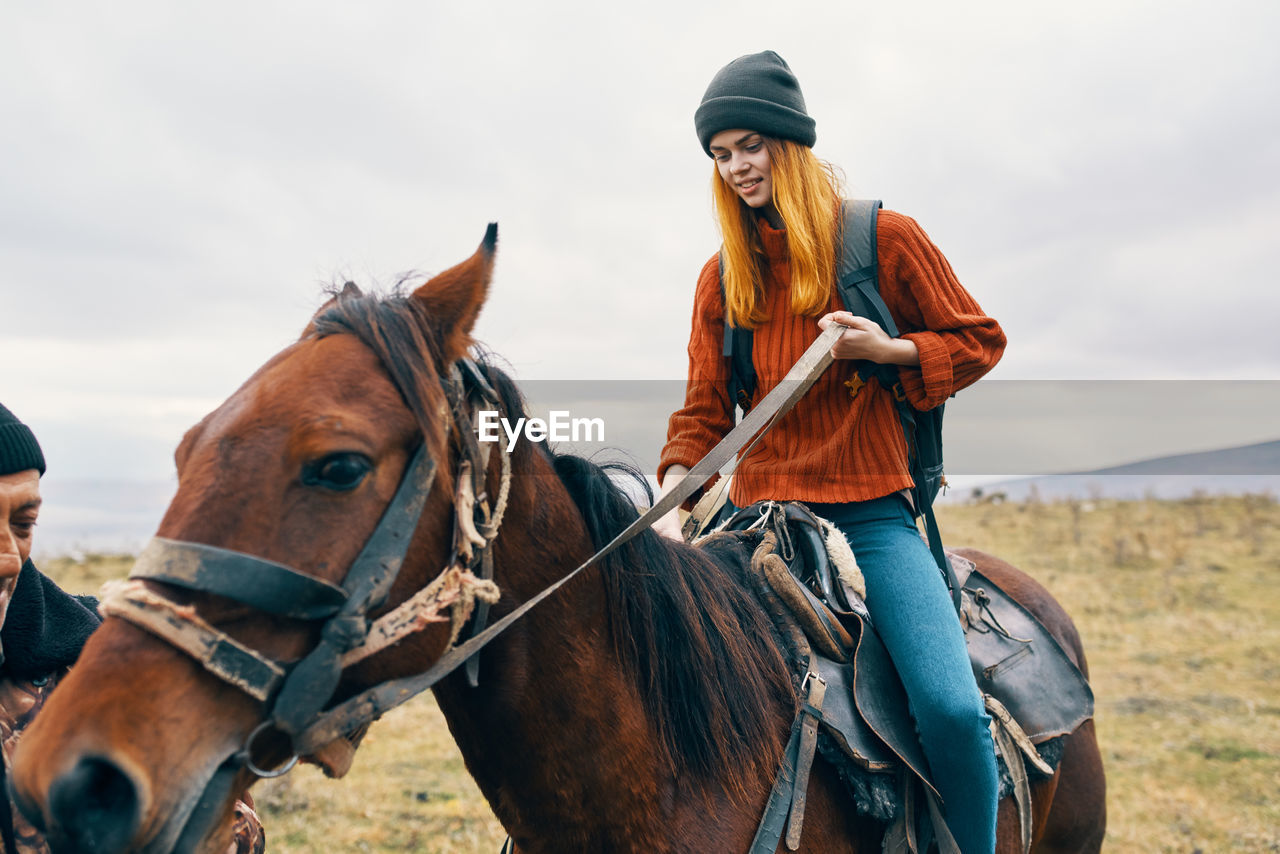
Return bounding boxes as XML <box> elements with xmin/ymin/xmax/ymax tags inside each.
<box><xmin>942</xmin><ymin>439</ymin><xmax>1280</xmax><ymax>503</ymax></box>
<box><xmin>32</xmin><ymin>478</ymin><xmax>174</xmax><ymax>558</ymax></box>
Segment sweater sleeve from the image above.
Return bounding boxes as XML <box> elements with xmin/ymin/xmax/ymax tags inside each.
<box><xmin>657</xmin><ymin>254</ymin><xmax>735</xmax><ymax>485</ymax></box>
<box><xmin>875</xmin><ymin>210</ymin><xmax>1006</xmax><ymax>410</ymax></box>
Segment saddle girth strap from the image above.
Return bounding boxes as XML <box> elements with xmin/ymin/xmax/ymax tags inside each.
<box><xmin>987</xmin><ymin>695</ymin><xmax>1046</xmax><ymax>854</ymax></box>
<box><xmin>786</xmin><ymin>670</ymin><xmax>828</xmax><ymax>850</ymax></box>
<box><xmin>749</xmin><ymin>654</ymin><xmax>828</xmax><ymax>854</ymax></box>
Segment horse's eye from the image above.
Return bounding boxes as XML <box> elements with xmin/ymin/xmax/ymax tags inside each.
<box><xmin>303</xmin><ymin>453</ymin><xmax>372</xmax><ymax>491</ymax></box>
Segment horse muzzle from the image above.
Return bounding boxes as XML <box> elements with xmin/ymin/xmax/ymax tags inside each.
<box><xmin>39</xmin><ymin>755</ymin><xmax>144</xmax><ymax>853</ymax></box>
<box><xmin>13</xmin><ymin>740</ymin><xmax>243</xmax><ymax>854</ymax></box>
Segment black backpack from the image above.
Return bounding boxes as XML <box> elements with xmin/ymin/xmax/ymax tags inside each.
<box><xmin>721</xmin><ymin>200</ymin><xmax>956</xmax><ymax>599</ymax></box>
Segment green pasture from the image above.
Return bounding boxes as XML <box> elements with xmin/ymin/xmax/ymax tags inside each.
<box><xmin>42</xmin><ymin>493</ymin><xmax>1280</xmax><ymax>852</ymax></box>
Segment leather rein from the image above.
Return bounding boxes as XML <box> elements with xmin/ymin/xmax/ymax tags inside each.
<box><xmin>97</xmin><ymin>323</ymin><xmax>848</xmax><ymax>850</ymax></box>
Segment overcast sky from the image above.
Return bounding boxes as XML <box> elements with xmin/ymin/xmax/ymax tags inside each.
<box><xmin>3</xmin><ymin>0</ymin><xmax>1279</xmax><ymax>484</ymax></box>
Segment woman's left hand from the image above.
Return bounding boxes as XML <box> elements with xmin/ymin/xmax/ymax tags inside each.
<box><xmin>818</xmin><ymin>312</ymin><xmax>920</xmax><ymax>366</ymax></box>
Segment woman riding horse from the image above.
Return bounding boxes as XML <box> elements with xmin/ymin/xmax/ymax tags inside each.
<box><xmin>654</xmin><ymin>51</ymin><xmax>1007</xmax><ymax>852</ymax></box>
<box><xmin>7</xmin><ymin>220</ymin><xmax>1102</xmax><ymax>853</ymax></box>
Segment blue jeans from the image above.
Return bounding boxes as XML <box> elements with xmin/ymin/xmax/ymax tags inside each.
<box><xmin>808</xmin><ymin>494</ymin><xmax>997</xmax><ymax>854</ymax></box>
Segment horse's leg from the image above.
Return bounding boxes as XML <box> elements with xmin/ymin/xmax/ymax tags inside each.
<box><xmin>1030</xmin><ymin>719</ymin><xmax>1106</xmax><ymax>853</ymax></box>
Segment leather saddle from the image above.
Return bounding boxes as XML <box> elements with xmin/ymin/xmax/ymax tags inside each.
<box><xmin>704</xmin><ymin>501</ymin><xmax>1094</xmax><ymax>800</ymax></box>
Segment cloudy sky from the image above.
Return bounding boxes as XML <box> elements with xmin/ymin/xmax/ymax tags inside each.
<box><xmin>3</xmin><ymin>0</ymin><xmax>1279</xmax><ymax>487</ymax></box>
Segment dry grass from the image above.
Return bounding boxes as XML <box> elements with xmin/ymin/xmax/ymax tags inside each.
<box><xmin>942</xmin><ymin>493</ymin><xmax>1280</xmax><ymax>853</ymax></box>
<box><xmin>40</xmin><ymin>493</ymin><xmax>1280</xmax><ymax>852</ymax></box>
<box><xmin>249</xmin><ymin>703</ymin><xmax>506</xmax><ymax>853</ymax></box>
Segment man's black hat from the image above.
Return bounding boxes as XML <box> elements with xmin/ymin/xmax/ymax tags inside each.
<box><xmin>0</xmin><ymin>403</ymin><xmax>45</xmax><ymax>477</ymax></box>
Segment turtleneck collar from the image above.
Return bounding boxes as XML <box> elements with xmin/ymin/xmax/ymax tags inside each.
<box><xmin>757</xmin><ymin>215</ymin><xmax>788</xmax><ymax>259</ymax></box>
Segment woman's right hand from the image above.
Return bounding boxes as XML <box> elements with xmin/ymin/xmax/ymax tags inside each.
<box><xmin>652</xmin><ymin>508</ymin><xmax>685</xmax><ymax>542</ymax></box>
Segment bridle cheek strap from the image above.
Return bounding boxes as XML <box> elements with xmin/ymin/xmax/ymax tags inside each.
<box><xmin>268</xmin><ymin>444</ymin><xmax>439</xmax><ymax>738</ymax></box>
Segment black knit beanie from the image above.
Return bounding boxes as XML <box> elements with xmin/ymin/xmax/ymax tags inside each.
<box><xmin>0</xmin><ymin>403</ymin><xmax>46</xmax><ymax>477</ymax></box>
<box><xmin>695</xmin><ymin>50</ymin><xmax>817</xmax><ymax>156</ymax></box>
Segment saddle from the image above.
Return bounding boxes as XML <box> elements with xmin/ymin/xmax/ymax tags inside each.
<box><xmin>699</xmin><ymin>501</ymin><xmax>1094</xmax><ymax>853</ymax></box>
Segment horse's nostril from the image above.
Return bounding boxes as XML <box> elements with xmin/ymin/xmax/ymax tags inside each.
<box><xmin>47</xmin><ymin>757</ymin><xmax>141</xmax><ymax>854</ymax></box>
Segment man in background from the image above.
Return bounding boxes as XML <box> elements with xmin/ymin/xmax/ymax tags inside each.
<box><xmin>0</xmin><ymin>402</ymin><xmax>266</xmax><ymax>854</ymax></box>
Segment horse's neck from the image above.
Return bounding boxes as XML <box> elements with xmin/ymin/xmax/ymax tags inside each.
<box><xmin>428</xmin><ymin>450</ymin><xmax>817</xmax><ymax>851</ymax></box>
<box><xmin>432</xmin><ymin>486</ymin><xmax>678</xmax><ymax>849</ymax></box>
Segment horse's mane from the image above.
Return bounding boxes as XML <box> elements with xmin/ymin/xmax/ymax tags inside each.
<box><xmin>548</xmin><ymin>452</ymin><xmax>793</xmax><ymax>798</ymax></box>
<box><xmin>310</xmin><ymin>285</ymin><xmax>793</xmax><ymax>800</ymax></box>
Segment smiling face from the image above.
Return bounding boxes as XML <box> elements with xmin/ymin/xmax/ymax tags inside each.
<box><xmin>0</xmin><ymin>469</ymin><xmax>40</xmax><ymax>630</ymax></box>
<box><xmin>709</xmin><ymin>129</ymin><xmax>774</xmax><ymax>210</ymax></box>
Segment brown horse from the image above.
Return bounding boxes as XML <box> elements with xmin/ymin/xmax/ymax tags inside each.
<box><xmin>10</xmin><ymin>229</ymin><xmax>1105</xmax><ymax>853</ymax></box>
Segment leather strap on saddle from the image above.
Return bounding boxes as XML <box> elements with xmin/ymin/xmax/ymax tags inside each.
<box><xmin>787</xmin><ymin>669</ymin><xmax>828</xmax><ymax>850</ymax></box>
<box><xmin>880</xmin><ymin>772</ymin><xmax>962</xmax><ymax>854</ymax></box>
<box><xmin>986</xmin><ymin>694</ymin><xmax>1050</xmax><ymax>854</ymax></box>
<box><xmin>749</xmin><ymin>653</ymin><xmax>829</xmax><ymax>854</ymax></box>
<box><xmin>923</xmin><ymin>790</ymin><xmax>962</xmax><ymax>854</ymax></box>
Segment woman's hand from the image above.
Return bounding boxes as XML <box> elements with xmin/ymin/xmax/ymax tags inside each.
<box><xmin>818</xmin><ymin>312</ymin><xmax>920</xmax><ymax>366</ymax></box>
<box><xmin>652</xmin><ymin>465</ymin><xmax>690</xmax><ymax>542</ymax></box>
<box><xmin>652</xmin><ymin>509</ymin><xmax>685</xmax><ymax>542</ymax></box>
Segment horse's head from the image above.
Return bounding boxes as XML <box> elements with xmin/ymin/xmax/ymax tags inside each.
<box><xmin>11</xmin><ymin>226</ymin><xmax>502</xmax><ymax>854</ymax></box>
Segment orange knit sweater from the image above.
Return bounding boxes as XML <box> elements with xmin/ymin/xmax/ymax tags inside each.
<box><xmin>658</xmin><ymin>209</ymin><xmax>1006</xmax><ymax>507</ymax></box>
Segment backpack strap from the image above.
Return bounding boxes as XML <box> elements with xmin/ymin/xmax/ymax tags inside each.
<box><xmin>834</xmin><ymin>200</ymin><xmax>960</xmax><ymax>614</ymax></box>
<box><xmin>833</xmin><ymin>199</ymin><xmax>900</xmax><ymax>392</ymax></box>
<box><xmin>835</xmin><ymin>199</ymin><xmax>898</xmax><ymax>338</ymax></box>
<box><xmin>721</xmin><ymin>251</ymin><xmax>757</xmax><ymax>413</ymax></box>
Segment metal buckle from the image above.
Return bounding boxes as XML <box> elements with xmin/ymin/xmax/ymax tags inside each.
<box><xmin>239</xmin><ymin>721</ymin><xmax>300</xmax><ymax>779</ymax></box>
<box><xmin>801</xmin><ymin>670</ymin><xmax>826</xmax><ymax>695</ymax></box>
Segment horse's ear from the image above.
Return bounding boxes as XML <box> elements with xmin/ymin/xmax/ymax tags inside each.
<box><xmin>413</xmin><ymin>224</ymin><xmax>498</xmax><ymax>362</ymax></box>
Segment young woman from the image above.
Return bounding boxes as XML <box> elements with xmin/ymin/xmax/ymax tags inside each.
<box><xmin>654</xmin><ymin>51</ymin><xmax>1007</xmax><ymax>853</ymax></box>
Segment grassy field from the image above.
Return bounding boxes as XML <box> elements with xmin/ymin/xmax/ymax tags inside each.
<box><xmin>40</xmin><ymin>493</ymin><xmax>1280</xmax><ymax>852</ymax></box>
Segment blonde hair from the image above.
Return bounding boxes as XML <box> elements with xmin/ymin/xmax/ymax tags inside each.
<box><xmin>712</xmin><ymin>138</ymin><xmax>844</xmax><ymax>329</ymax></box>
